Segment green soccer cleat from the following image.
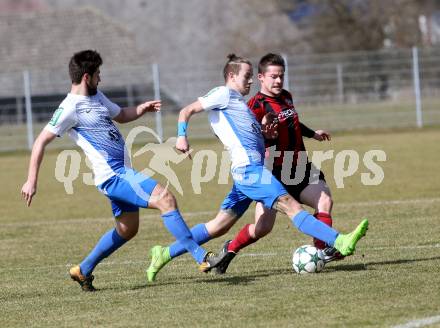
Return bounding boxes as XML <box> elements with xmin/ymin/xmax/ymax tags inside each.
<box><xmin>334</xmin><ymin>219</ymin><xmax>369</xmax><ymax>256</ymax></box>
<box><xmin>146</xmin><ymin>245</ymin><xmax>171</xmax><ymax>282</ymax></box>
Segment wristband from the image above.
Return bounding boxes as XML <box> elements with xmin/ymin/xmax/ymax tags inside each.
<box><xmin>177</xmin><ymin>122</ymin><xmax>188</xmax><ymax>136</ymax></box>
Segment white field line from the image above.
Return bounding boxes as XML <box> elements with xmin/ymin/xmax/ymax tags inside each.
<box><xmin>1</xmin><ymin>244</ymin><xmax>440</xmax><ymax>274</ymax></box>
<box><xmin>4</xmin><ymin>197</ymin><xmax>440</xmax><ymax>228</ymax></box>
<box><xmin>392</xmin><ymin>315</ymin><xmax>440</xmax><ymax>328</ymax></box>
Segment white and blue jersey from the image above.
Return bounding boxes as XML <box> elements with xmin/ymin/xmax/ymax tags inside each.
<box><xmin>45</xmin><ymin>91</ymin><xmax>157</xmax><ymax>217</ymax></box>
<box><xmin>198</xmin><ymin>86</ymin><xmax>266</xmax><ymax>170</ymax></box>
<box><xmin>45</xmin><ymin>91</ymin><xmax>128</xmax><ymax>186</ymax></box>
<box><xmin>199</xmin><ymin>86</ymin><xmax>288</xmax><ymax>213</ymax></box>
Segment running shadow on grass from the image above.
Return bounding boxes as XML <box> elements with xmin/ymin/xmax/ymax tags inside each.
<box><xmin>324</xmin><ymin>255</ymin><xmax>440</xmax><ymax>272</ymax></box>
<box><xmin>100</xmin><ymin>268</ymin><xmax>292</xmax><ymax>291</ymax></box>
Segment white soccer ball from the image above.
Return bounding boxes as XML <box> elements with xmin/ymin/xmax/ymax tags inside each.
<box><xmin>292</xmin><ymin>245</ymin><xmax>325</xmax><ymax>274</ymax></box>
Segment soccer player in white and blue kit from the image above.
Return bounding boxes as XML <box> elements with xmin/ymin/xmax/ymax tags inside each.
<box><xmin>146</xmin><ymin>54</ymin><xmax>369</xmax><ymax>280</ymax></box>
<box><xmin>20</xmin><ymin>50</ymin><xmax>219</xmax><ymax>291</ymax></box>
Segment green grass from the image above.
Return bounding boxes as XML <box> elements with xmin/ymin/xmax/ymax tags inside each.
<box><xmin>1</xmin><ymin>128</ymin><xmax>440</xmax><ymax>327</ymax></box>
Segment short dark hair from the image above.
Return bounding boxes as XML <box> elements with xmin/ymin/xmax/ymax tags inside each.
<box><xmin>258</xmin><ymin>53</ymin><xmax>285</xmax><ymax>74</ymax></box>
<box><xmin>223</xmin><ymin>53</ymin><xmax>252</xmax><ymax>81</ymax></box>
<box><xmin>68</xmin><ymin>50</ymin><xmax>103</xmax><ymax>84</ymax></box>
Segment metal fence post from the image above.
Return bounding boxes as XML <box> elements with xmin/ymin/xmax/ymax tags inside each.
<box><xmin>126</xmin><ymin>84</ymin><xmax>135</xmax><ymax>107</ymax></box>
<box><xmin>336</xmin><ymin>63</ymin><xmax>344</xmax><ymax>103</ymax></box>
<box><xmin>412</xmin><ymin>47</ymin><xmax>423</xmax><ymax>128</ymax></box>
<box><xmin>23</xmin><ymin>70</ymin><xmax>34</xmax><ymax>150</ymax></box>
<box><xmin>152</xmin><ymin>63</ymin><xmax>163</xmax><ymax>142</ymax></box>
<box><xmin>281</xmin><ymin>53</ymin><xmax>290</xmax><ymax>91</ymax></box>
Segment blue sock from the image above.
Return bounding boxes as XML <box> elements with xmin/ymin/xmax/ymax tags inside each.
<box><xmin>80</xmin><ymin>228</ymin><xmax>127</xmax><ymax>276</ymax></box>
<box><xmin>169</xmin><ymin>223</ymin><xmax>211</xmax><ymax>258</ymax></box>
<box><xmin>162</xmin><ymin>210</ymin><xmax>207</xmax><ymax>264</ymax></box>
<box><xmin>292</xmin><ymin>211</ymin><xmax>339</xmax><ymax>246</ymax></box>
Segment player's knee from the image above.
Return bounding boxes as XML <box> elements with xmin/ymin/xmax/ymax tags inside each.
<box><xmin>156</xmin><ymin>189</ymin><xmax>177</xmax><ymax>213</ymax></box>
<box><xmin>319</xmin><ymin>192</ymin><xmax>333</xmax><ymax>212</ymax></box>
<box><xmin>117</xmin><ymin>224</ymin><xmax>138</xmax><ymax>240</ymax></box>
<box><xmin>276</xmin><ymin>194</ymin><xmax>302</xmax><ymax>215</ymax></box>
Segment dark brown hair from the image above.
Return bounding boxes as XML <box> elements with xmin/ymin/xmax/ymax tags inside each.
<box><xmin>258</xmin><ymin>53</ymin><xmax>285</xmax><ymax>74</ymax></box>
<box><xmin>68</xmin><ymin>50</ymin><xmax>103</xmax><ymax>84</ymax></box>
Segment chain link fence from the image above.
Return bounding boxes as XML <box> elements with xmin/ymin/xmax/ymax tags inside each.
<box><xmin>1</xmin><ymin>47</ymin><xmax>440</xmax><ymax>152</ymax></box>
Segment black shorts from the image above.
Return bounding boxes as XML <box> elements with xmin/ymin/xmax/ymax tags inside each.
<box><xmin>271</xmin><ymin>162</ymin><xmax>325</xmax><ymax>202</ymax></box>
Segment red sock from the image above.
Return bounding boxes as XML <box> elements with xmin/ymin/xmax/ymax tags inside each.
<box><xmin>313</xmin><ymin>212</ymin><xmax>333</xmax><ymax>249</ymax></box>
<box><xmin>227</xmin><ymin>224</ymin><xmax>258</xmax><ymax>253</ymax></box>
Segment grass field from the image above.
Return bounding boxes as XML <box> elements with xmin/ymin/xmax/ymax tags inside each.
<box><xmin>1</xmin><ymin>128</ymin><xmax>440</xmax><ymax>327</ymax></box>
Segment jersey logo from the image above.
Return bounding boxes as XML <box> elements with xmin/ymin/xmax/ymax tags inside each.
<box><xmin>278</xmin><ymin>108</ymin><xmax>297</xmax><ymax>122</ymax></box>
<box><xmin>49</xmin><ymin>107</ymin><xmax>64</xmax><ymax>126</ymax></box>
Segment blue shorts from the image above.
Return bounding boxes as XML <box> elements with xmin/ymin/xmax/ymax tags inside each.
<box><xmin>98</xmin><ymin>168</ymin><xmax>158</xmax><ymax>217</ymax></box>
<box><xmin>220</xmin><ymin>164</ymin><xmax>288</xmax><ymax>217</ymax></box>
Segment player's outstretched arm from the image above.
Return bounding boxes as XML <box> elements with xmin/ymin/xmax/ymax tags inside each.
<box><xmin>175</xmin><ymin>100</ymin><xmax>204</xmax><ymax>155</ymax></box>
<box><xmin>313</xmin><ymin>129</ymin><xmax>331</xmax><ymax>142</ymax></box>
<box><xmin>21</xmin><ymin>130</ymin><xmax>57</xmax><ymax>207</ymax></box>
<box><xmin>113</xmin><ymin>100</ymin><xmax>161</xmax><ymax>123</ymax></box>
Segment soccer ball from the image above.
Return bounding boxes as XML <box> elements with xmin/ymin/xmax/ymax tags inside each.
<box><xmin>292</xmin><ymin>245</ymin><xmax>325</xmax><ymax>274</ymax></box>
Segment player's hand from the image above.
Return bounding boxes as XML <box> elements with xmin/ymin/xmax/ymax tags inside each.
<box><xmin>176</xmin><ymin>136</ymin><xmax>192</xmax><ymax>159</ymax></box>
<box><xmin>261</xmin><ymin>112</ymin><xmax>279</xmax><ymax>139</ymax></box>
<box><xmin>138</xmin><ymin>100</ymin><xmax>161</xmax><ymax>114</ymax></box>
<box><xmin>313</xmin><ymin>130</ymin><xmax>331</xmax><ymax>141</ymax></box>
<box><xmin>21</xmin><ymin>180</ymin><xmax>36</xmax><ymax>207</ymax></box>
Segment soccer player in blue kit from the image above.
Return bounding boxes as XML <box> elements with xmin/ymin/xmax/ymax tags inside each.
<box><xmin>20</xmin><ymin>50</ymin><xmax>219</xmax><ymax>291</ymax></box>
<box><xmin>147</xmin><ymin>54</ymin><xmax>368</xmax><ymax>281</ymax></box>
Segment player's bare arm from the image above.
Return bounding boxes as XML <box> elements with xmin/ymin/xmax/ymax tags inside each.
<box><xmin>175</xmin><ymin>100</ymin><xmax>204</xmax><ymax>155</ymax></box>
<box><xmin>113</xmin><ymin>100</ymin><xmax>161</xmax><ymax>123</ymax></box>
<box><xmin>21</xmin><ymin>129</ymin><xmax>57</xmax><ymax>207</ymax></box>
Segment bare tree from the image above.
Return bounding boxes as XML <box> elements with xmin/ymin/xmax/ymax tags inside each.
<box><xmin>276</xmin><ymin>0</ymin><xmax>425</xmax><ymax>53</ymax></box>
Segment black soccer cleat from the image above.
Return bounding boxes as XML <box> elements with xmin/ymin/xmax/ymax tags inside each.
<box><xmin>199</xmin><ymin>252</ymin><xmax>223</xmax><ymax>273</ymax></box>
<box><xmin>69</xmin><ymin>265</ymin><xmax>96</xmax><ymax>292</ymax></box>
<box><xmin>321</xmin><ymin>246</ymin><xmax>345</xmax><ymax>264</ymax></box>
<box><xmin>215</xmin><ymin>240</ymin><xmax>237</xmax><ymax>275</ymax></box>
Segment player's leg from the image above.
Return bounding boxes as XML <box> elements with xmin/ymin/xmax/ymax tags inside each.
<box><xmin>299</xmin><ymin>179</ymin><xmax>333</xmax><ymax>249</ymax></box>
<box><xmin>235</xmin><ymin>165</ymin><xmax>368</xmax><ymax>257</ymax></box>
<box><xmin>216</xmin><ymin>203</ymin><xmax>277</xmax><ymax>274</ymax></box>
<box><xmin>146</xmin><ymin>210</ymin><xmax>239</xmax><ymax>282</ymax></box>
<box><xmin>227</xmin><ymin>202</ymin><xmax>276</xmax><ymax>254</ymax></box>
<box><xmin>147</xmin><ymin>183</ymin><xmax>213</xmax><ymax>269</ymax></box>
<box><xmin>147</xmin><ymin>186</ymin><xmax>251</xmax><ymax>281</ymax></box>
<box><xmin>70</xmin><ymin>207</ymin><xmax>139</xmax><ymax>292</ymax></box>
<box><xmin>273</xmin><ymin>194</ymin><xmax>368</xmax><ymax>256</ymax></box>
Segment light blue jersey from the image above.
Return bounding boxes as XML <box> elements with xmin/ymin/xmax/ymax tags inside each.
<box><xmin>199</xmin><ymin>86</ymin><xmax>287</xmax><ymax>211</ymax></box>
<box><xmin>198</xmin><ymin>86</ymin><xmax>266</xmax><ymax>170</ymax></box>
<box><xmin>45</xmin><ymin>90</ymin><xmax>157</xmax><ymax>216</ymax></box>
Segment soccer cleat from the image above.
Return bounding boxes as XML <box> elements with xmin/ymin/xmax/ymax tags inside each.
<box><xmin>334</xmin><ymin>219</ymin><xmax>369</xmax><ymax>256</ymax></box>
<box><xmin>146</xmin><ymin>245</ymin><xmax>171</xmax><ymax>282</ymax></box>
<box><xmin>198</xmin><ymin>252</ymin><xmax>223</xmax><ymax>273</ymax></box>
<box><xmin>69</xmin><ymin>265</ymin><xmax>96</xmax><ymax>292</ymax></box>
<box><xmin>321</xmin><ymin>246</ymin><xmax>344</xmax><ymax>263</ymax></box>
<box><xmin>215</xmin><ymin>240</ymin><xmax>236</xmax><ymax>275</ymax></box>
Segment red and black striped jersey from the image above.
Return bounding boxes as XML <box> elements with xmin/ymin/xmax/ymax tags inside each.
<box><xmin>248</xmin><ymin>89</ymin><xmax>315</xmax><ymax>167</ymax></box>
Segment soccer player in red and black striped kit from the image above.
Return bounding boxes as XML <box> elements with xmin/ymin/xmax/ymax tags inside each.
<box><xmin>215</xmin><ymin>53</ymin><xmax>344</xmax><ymax>271</ymax></box>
